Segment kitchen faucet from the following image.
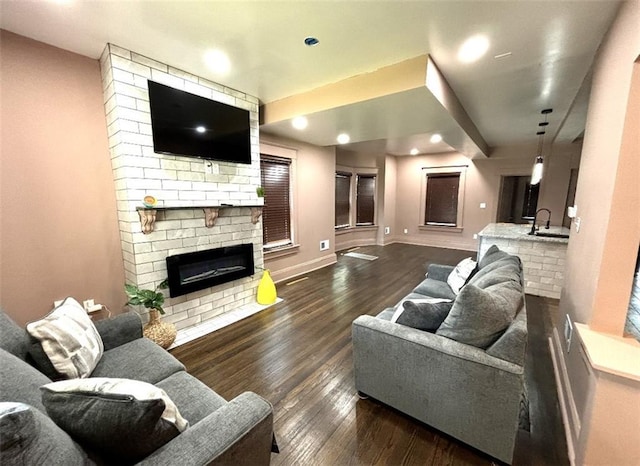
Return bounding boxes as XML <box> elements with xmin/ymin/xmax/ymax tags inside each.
<box><xmin>528</xmin><ymin>208</ymin><xmax>551</xmax><ymax>235</ymax></box>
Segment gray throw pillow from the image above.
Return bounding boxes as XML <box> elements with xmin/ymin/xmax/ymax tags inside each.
<box><xmin>436</xmin><ymin>281</ymin><xmax>523</xmax><ymax>349</ymax></box>
<box><xmin>486</xmin><ymin>308</ymin><xmax>528</xmax><ymax>366</ymax></box>
<box><xmin>396</xmin><ymin>300</ymin><xmax>453</xmax><ymax>332</ymax></box>
<box><xmin>478</xmin><ymin>245</ymin><xmax>511</xmax><ymax>269</ymax></box>
<box><xmin>0</xmin><ymin>402</ymin><xmax>88</xmax><ymax>465</ymax></box>
<box><xmin>41</xmin><ymin>378</ymin><xmax>188</xmax><ymax>463</ymax></box>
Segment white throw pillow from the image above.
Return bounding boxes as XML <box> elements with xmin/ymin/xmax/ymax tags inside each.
<box><xmin>446</xmin><ymin>257</ymin><xmax>477</xmax><ymax>294</ymax></box>
<box><xmin>26</xmin><ymin>297</ymin><xmax>103</xmax><ymax>379</ymax></box>
<box><xmin>390</xmin><ymin>297</ymin><xmax>452</xmax><ymax>323</ymax></box>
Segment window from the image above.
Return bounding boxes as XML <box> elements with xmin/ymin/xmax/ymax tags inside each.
<box><xmin>335</xmin><ymin>172</ymin><xmax>351</xmax><ymax>228</ymax></box>
<box><xmin>356</xmin><ymin>175</ymin><xmax>376</xmax><ymax>225</ymax></box>
<box><xmin>425</xmin><ymin>173</ymin><xmax>459</xmax><ymax>226</ymax></box>
<box><xmin>260</xmin><ymin>155</ymin><xmax>292</xmax><ymax>248</ymax></box>
<box><xmin>420</xmin><ymin>166</ymin><xmax>467</xmax><ymax>230</ymax></box>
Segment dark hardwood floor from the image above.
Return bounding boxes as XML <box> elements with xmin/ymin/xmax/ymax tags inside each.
<box><xmin>170</xmin><ymin>243</ymin><xmax>569</xmax><ymax>465</ymax></box>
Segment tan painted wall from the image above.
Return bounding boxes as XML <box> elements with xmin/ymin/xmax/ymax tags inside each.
<box><xmin>382</xmin><ymin>155</ymin><xmax>397</xmax><ymax>244</ymax></box>
<box><xmin>391</xmin><ymin>145</ymin><xmax>577</xmax><ymax>252</ymax></box>
<box><xmin>260</xmin><ymin>133</ymin><xmax>337</xmax><ymax>283</ymax></box>
<box><xmin>551</xmin><ymin>1</ymin><xmax>640</xmax><ymax>464</ymax></box>
<box><xmin>0</xmin><ymin>31</ymin><xmax>125</xmax><ymax>325</ymax></box>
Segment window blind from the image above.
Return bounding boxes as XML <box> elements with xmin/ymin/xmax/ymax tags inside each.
<box><xmin>260</xmin><ymin>155</ymin><xmax>292</xmax><ymax>246</ymax></box>
<box><xmin>335</xmin><ymin>172</ymin><xmax>352</xmax><ymax>227</ymax></box>
<box><xmin>356</xmin><ymin>175</ymin><xmax>375</xmax><ymax>225</ymax></box>
<box><xmin>425</xmin><ymin>173</ymin><xmax>460</xmax><ymax>226</ymax></box>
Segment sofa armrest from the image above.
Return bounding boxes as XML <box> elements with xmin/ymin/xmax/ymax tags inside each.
<box><xmin>137</xmin><ymin>392</ymin><xmax>274</xmax><ymax>466</ymax></box>
<box><xmin>353</xmin><ymin>315</ymin><xmax>521</xmax><ymax>374</ymax></box>
<box><xmin>94</xmin><ymin>312</ymin><xmax>143</xmax><ymax>351</ymax></box>
<box><xmin>425</xmin><ymin>263</ymin><xmax>454</xmax><ymax>282</ymax></box>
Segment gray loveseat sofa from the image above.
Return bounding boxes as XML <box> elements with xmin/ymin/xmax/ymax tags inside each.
<box><xmin>352</xmin><ymin>245</ymin><xmax>527</xmax><ymax>464</ymax></box>
<box><xmin>0</xmin><ymin>309</ymin><xmax>274</xmax><ymax>465</ymax></box>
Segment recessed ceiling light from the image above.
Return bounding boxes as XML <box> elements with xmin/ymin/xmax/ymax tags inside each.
<box><xmin>204</xmin><ymin>49</ymin><xmax>231</xmax><ymax>74</ymax></box>
<box><xmin>430</xmin><ymin>133</ymin><xmax>443</xmax><ymax>144</ymax></box>
<box><xmin>304</xmin><ymin>37</ymin><xmax>320</xmax><ymax>47</ymax></box>
<box><xmin>337</xmin><ymin>133</ymin><xmax>350</xmax><ymax>144</ymax></box>
<box><xmin>292</xmin><ymin>116</ymin><xmax>308</xmax><ymax>130</ymax></box>
<box><xmin>410</xmin><ymin>148</ymin><xmax>419</xmax><ymax>156</ymax></box>
<box><xmin>195</xmin><ymin>126</ymin><xmax>206</xmax><ymax>133</ymax></box>
<box><xmin>457</xmin><ymin>35</ymin><xmax>490</xmax><ymax>63</ymax></box>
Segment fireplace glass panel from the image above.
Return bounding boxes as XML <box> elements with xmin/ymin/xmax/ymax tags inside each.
<box><xmin>166</xmin><ymin>244</ymin><xmax>254</xmax><ymax>297</ymax></box>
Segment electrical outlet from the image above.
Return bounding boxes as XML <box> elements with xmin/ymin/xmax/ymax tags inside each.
<box><xmin>319</xmin><ymin>240</ymin><xmax>330</xmax><ymax>251</ymax></box>
<box><xmin>479</xmin><ymin>202</ymin><xmax>486</xmax><ymax>209</ymax></box>
<box><xmin>83</xmin><ymin>299</ymin><xmax>95</xmax><ymax>311</ymax></box>
<box><xmin>574</xmin><ymin>217</ymin><xmax>581</xmax><ymax>232</ymax></box>
<box><xmin>204</xmin><ymin>160</ymin><xmax>213</xmax><ymax>174</ymax></box>
<box><xmin>473</xmin><ymin>233</ymin><xmax>478</xmax><ymax>240</ymax></box>
<box><xmin>403</xmin><ymin>228</ymin><xmax>408</xmax><ymax>234</ymax></box>
<box><xmin>384</xmin><ymin>226</ymin><xmax>390</xmax><ymax>235</ymax></box>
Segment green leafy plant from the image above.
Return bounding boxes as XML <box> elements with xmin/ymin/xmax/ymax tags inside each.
<box><xmin>256</xmin><ymin>186</ymin><xmax>265</xmax><ymax>197</ymax></box>
<box><xmin>124</xmin><ymin>279</ymin><xmax>169</xmax><ymax>314</ymax></box>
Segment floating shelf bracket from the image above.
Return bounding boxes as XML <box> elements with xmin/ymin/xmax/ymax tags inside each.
<box><xmin>138</xmin><ymin>209</ymin><xmax>157</xmax><ymax>234</ymax></box>
<box><xmin>203</xmin><ymin>208</ymin><xmax>220</xmax><ymax>228</ymax></box>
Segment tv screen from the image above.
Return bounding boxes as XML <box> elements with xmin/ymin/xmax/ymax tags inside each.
<box><xmin>147</xmin><ymin>80</ymin><xmax>251</xmax><ymax>164</ymax></box>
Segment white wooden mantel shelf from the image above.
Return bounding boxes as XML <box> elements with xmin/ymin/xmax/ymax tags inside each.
<box><xmin>136</xmin><ymin>205</ymin><xmax>263</xmax><ymax>234</ymax></box>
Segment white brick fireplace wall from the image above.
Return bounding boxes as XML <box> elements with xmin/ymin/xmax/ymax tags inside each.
<box><xmin>99</xmin><ymin>44</ymin><xmax>264</xmax><ymax>333</ymax></box>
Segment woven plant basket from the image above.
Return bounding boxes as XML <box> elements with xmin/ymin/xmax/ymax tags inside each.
<box><xmin>143</xmin><ymin>309</ymin><xmax>176</xmax><ymax>349</ymax></box>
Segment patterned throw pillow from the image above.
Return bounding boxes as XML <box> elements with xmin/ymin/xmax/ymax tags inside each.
<box><xmin>446</xmin><ymin>257</ymin><xmax>477</xmax><ymax>294</ymax></box>
<box><xmin>26</xmin><ymin>297</ymin><xmax>103</xmax><ymax>379</ymax></box>
<box><xmin>41</xmin><ymin>378</ymin><xmax>189</xmax><ymax>463</ymax></box>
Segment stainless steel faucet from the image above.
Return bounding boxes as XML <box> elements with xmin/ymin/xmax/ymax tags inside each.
<box><xmin>529</xmin><ymin>208</ymin><xmax>551</xmax><ymax>235</ymax></box>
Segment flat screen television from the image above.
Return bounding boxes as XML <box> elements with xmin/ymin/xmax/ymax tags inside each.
<box><xmin>147</xmin><ymin>80</ymin><xmax>251</xmax><ymax>164</ymax></box>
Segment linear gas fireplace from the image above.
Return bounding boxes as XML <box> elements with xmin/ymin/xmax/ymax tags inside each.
<box><xmin>166</xmin><ymin>244</ymin><xmax>254</xmax><ymax>298</ymax></box>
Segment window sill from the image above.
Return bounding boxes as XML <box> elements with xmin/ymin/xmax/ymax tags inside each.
<box><xmin>264</xmin><ymin>244</ymin><xmax>300</xmax><ymax>259</ymax></box>
<box><xmin>419</xmin><ymin>225</ymin><xmax>463</xmax><ymax>233</ymax></box>
<box><xmin>335</xmin><ymin>225</ymin><xmax>378</xmax><ymax>235</ymax></box>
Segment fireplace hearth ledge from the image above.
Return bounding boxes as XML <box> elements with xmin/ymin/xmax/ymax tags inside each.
<box><xmin>136</xmin><ymin>204</ymin><xmax>263</xmax><ymax>234</ymax></box>
<box><xmin>169</xmin><ymin>297</ymin><xmax>283</xmax><ymax>349</ymax></box>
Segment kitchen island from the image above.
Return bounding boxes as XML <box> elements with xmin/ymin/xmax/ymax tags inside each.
<box><xmin>478</xmin><ymin>222</ymin><xmax>570</xmax><ymax>299</ymax></box>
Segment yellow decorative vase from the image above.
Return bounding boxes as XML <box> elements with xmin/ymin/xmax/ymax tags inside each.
<box><xmin>143</xmin><ymin>309</ymin><xmax>176</xmax><ymax>349</ymax></box>
<box><xmin>257</xmin><ymin>269</ymin><xmax>277</xmax><ymax>305</ymax></box>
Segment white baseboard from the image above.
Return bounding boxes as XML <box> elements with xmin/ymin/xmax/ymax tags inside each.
<box><xmin>549</xmin><ymin>332</ymin><xmax>577</xmax><ymax>466</ymax></box>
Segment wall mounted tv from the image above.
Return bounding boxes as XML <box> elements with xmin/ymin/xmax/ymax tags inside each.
<box><xmin>147</xmin><ymin>80</ymin><xmax>251</xmax><ymax>164</ymax></box>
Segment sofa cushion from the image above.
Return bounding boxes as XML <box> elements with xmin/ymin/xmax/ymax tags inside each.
<box><xmin>26</xmin><ymin>297</ymin><xmax>104</xmax><ymax>379</ymax></box>
<box><xmin>0</xmin><ymin>309</ymin><xmax>30</xmax><ymax>360</ymax></box>
<box><xmin>0</xmin><ymin>348</ymin><xmax>51</xmax><ymax>414</ymax></box>
<box><xmin>394</xmin><ymin>300</ymin><xmax>453</xmax><ymax>332</ymax></box>
<box><xmin>155</xmin><ymin>371</ymin><xmax>227</xmax><ymax>425</ymax></box>
<box><xmin>446</xmin><ymin>257</ymin><xmax>477</xmax><ymax>294</ymax></box>
<box><xmin>478</xmin><ymin>244</ymin><xmax>511</xmax><ymax>269</ymax></box>
<box><xmin>468</xmin><ymin>256</ymin><xmax>522</xmax><ymax>289</ymax></box>
<box><xmin>486</xmin><ymin>308</ymin><xmax>528</xmax><ymax>366</ymax></box>
<box><xmin>412</xmin><ymin>278</ymin><xmax>456</xmax><ymax>300</ymax></box>
<box><xmin>41</xmin><ymin>377</ymin><xmax>188</xmax><ymax>463</ymax></box>
<box><xmin>0</xmin><ymin>402</ymin><xmax>89</xmax><ymax>465</ymax></box>
<box><xmin>91</xmin><ymin>337</ymin><xmax>185</xmax><ymax>384</ymax></box>
<box><xmin>436</xmin><ymin>281</ymin><xmax>523</xmax><ymax>349</ymax></box>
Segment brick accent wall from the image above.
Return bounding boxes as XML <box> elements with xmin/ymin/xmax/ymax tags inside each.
<box><xmin>99</xmin><ymin>44</ymin><xmax>264</xmax><ymax>331</ymax></box>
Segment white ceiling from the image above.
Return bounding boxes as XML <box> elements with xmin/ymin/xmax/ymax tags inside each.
<box><xmin>0</xmin><ymin>0</ymin><xmax>621</xmax><ymax>157</ymax></box>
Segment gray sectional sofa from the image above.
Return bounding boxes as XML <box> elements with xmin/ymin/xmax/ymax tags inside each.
<box><xmin>352</xmin><ymin>245</ymin><xmax>527</xmax><ymax>464</ymax></box>
<box><xmin>0</xmin><ymin>309</ymin><xmax>274</xmax><ymax>465</ymax></box>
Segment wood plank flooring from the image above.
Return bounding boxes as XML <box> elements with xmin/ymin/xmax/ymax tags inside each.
<box><xmin>170</xmin><ymin>243</ymin><xmax>569</xmax><ymax>465</ymax></box>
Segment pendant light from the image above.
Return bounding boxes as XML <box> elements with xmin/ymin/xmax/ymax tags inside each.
<box><xmin>530</xmin><ymin>108</ymin><xmax>553</xmax><ymax>186</ymax></box>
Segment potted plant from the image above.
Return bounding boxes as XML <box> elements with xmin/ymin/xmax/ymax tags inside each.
<box><xmin>256</xmin><ymin>186</ymin><xmax>265</xmax><ymax>197</ymax></box>
<box><xmin>124</xmin><ymin>279</ymin><xmax>176</xmax><ymax>348</ymax></box>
